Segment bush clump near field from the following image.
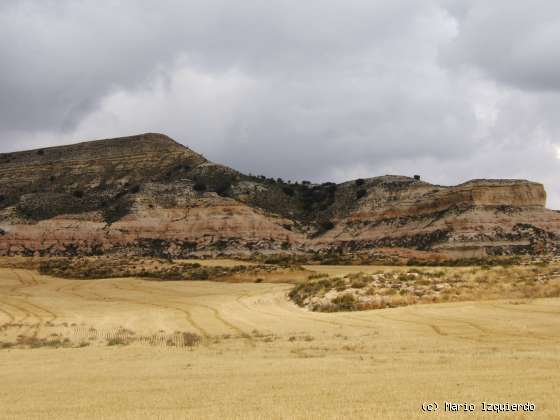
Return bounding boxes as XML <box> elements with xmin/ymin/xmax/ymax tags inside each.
<box><xmin>289</xmin><ymin>264</ymin><xmax>560</xmax><ymax>312</ymax></box>
<box><xmin>37</xmin><ymin>256</ymin><xmax>276</xmax><ymax>281</ymax></box>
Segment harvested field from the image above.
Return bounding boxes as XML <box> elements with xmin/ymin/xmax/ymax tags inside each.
<box><xmin>1</xmin><ymin>264</ymin><xmax>559</xmax><ymax>419</ymax></box>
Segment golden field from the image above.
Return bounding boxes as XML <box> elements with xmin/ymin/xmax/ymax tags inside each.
<box><xmin>1</xmin><ymin>264</ymin><xmax>560</xmax><ymax>419</ymax></box>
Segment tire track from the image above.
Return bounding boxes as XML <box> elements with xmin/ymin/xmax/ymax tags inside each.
<box><xmin>16</xmin><ymin>272</ymin><xmax>58</xmax><ymax>322</ymax></box>
<box><xmin>372</xmin><ymin>312</ymin><xmax>448</xmax><ymax>337</ymax></box>
<box><xmin>55</xmin><ymin>279</ymin><xmax>204</xmax><ymax>332</ymax></box>
<box><xmin>420</xmin><ymin>305</ymin><xmax>560</xmax><ymax>341</ymax></box>
<box><xmin>9</xmin><ymin>269</ymin><xmax>32</xmax><ymax>295</ymax></box>
<box><xmin>53</xmin><ymin>279</ymin><xmax>214</xmax><ymax>342</ymax></box>
<box><xmin>0</xmin><ymin>302</ymin><xmax>16</xmax><ymax>329</ymax></box>
<box><xmin>109</xmin><ymin>282</ymin><xmax>210</xmax><ymax>339</ymax></box>
<box><xmin>0</xmin><ymin>300</ymin><xmax>31</xmax><ymax>324</ymax></box>
<box><xmin>3</xmin><ymin>270</ymin><xmax>58</xmax><ymax>338</ymax></box>
<box><xmin>234</xmin><ymin>288</ymin><xmax>381</xmax><ymax>333</ymax></box>
<box><xmin>483</xmin><ymin>302</ymin><xmax>560</xmax><ymax>316</ymax></box>
<box><xmin>36</xmin><ymin>278</ymin><xmax>162</xmax><ymax>344</ymax></box>
<box><xmin>0</xmin><ymin>299</ymin><xmax>39</xmax><ymax>336</ymax></box>
<box><xmin>117</xmin><ymin>281</ymin><xmax>256</xmax><ymax>346</ymax></box>
<box><xmin>374</xmin><ymin>307</ymin><xmax>559</xmax><ymax>342</ymax></box>
<box><xmin>185</xmin><ymin>299</ymin><xmax>255</xmax><ymax>346</ymax></box>
<box><xmin>56</xmin><ymin>281</ymin><xmax>104</xmax><ymax>301</ymax></box>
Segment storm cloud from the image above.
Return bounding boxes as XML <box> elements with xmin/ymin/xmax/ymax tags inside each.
<box><xmin>1</xmin><ymin>1</ymin><xmax>560</xmax><ymax>206</ymax></box>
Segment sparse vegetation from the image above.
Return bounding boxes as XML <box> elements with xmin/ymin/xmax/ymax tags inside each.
<box><xmin>282</xmin><ymin>186</ymin><xmax>295</xmax><ymax>196</ymax></box>
<box><xmin>102</xmin><ymin>197</ymin><xmax>133</xmax><ymax>224</ymax></box>
<box><xmin>356</xmin><ymin>189</ymin><xmax>367</xmax><ymax>199</ymax></box>
<box><xmin>181</xmin><ymin>332</ymin><xmax>201</xmax><ymax>347</ymax></box>
<box><xmin>106</xmin><ymin>336</ymin><xmax>130</xmax><ymax>346</ymax></box>
<box><xmin>319</xmin><ymin>220</ymin><xmax>335</xmax><ymax>232</ymax></box>
<box><xmin>37</xmin><ymin>256</ymin><xmax>279</xmax><ymax>281</ymax></box>
<box><xmin>290</xmin><ymin>264</ymin><xmax>560</xmax><ymax>311</ymax></box>
<box><xmin>193</xmin><ymin>182</ymin><xmax>206</xmax><ymax>192</ymax></box>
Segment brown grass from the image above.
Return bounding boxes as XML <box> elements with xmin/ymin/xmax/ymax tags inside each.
<box><xmin>290</xmin><ymin>264</ymin><xmax>560</xmax><ymax>311</ymax></box>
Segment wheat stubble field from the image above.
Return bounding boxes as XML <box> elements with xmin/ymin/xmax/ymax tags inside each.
<box><xmin>1</xmin><ymin>265</ymin><xmax>560</xmax><ymax>419</ymax></box>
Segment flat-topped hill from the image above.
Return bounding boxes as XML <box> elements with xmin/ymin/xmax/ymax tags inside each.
<box><xmin>2</xmin><ymin>133</ymin><xmax>186</xmax><ymax>160</ymax></box>
<box><xmin>0</xmin><ymin>133</ymin><xmax>206</xmax><ymax>191</ymax></box>
<box><xmin>0</xmin><ymin>134</ymin><xmax>558</xmax><ymax>258</ymax></box>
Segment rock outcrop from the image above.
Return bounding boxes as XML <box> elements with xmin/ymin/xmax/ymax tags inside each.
<box><xmin>314</xmin><ymin>176</ymin><xmax>560</xmax><ymax>256</ymax></box>
<box><xmin>1</xmin><ymin>133</ymin><xmax>559</xmax><ymax>257</ymax></box>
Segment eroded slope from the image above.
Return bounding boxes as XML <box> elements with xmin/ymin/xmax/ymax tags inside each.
<box><xmin>1</xmin><ymin>134</ymin><xmax>559</xmax><ymax>257</ymax></box>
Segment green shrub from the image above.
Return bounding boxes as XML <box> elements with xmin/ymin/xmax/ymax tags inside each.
<box><xmin>320</xmin><ymin>220</ymin><xmax>335</xmax><ymax>231</ymax></box>
<box><xmin>331</xmin><ymin>293</ymin><xmax>357</xmax><ymax>311</ymax></box>
<box><xmin>193</xmin><ymin>183</ymin><xmax>206</xmax><ymax>192</ymax></box>
<box><xmin>282</xmin><ymin>186</ymin><xmax>295</xmax><ymax>196</ymax></box>
<box><xmin>351</xmin><ymin>279</ymin><xmax>367</xmax><ymax>288</ymax></box>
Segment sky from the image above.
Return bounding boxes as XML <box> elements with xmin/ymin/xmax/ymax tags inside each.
<box><xmin>1</xmin><ymin>0</ymin><xmax>560</xmax><ymax>208</ymax></box>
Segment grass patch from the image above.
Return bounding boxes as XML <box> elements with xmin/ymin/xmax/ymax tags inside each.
<box><xmin>289</xmin><ymin>264</ymin><xmax>560</xmax><ymax>312</ymax></box>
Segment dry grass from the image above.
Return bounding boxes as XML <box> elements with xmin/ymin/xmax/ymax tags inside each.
<box><xmin>0</xmin><ymin>263</ymin><xmax>559</xmax><ymax>419</ymax></box>
<box><xmin>292</xmin><ymin>264</ymin><xmax>560</xmax><ymax>311</ymax></box>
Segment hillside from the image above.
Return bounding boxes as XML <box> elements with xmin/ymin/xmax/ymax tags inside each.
<box><xmin>1</xmin><ymin>133</ymin><xmax>559</xmax><ymax>258</ymax></box>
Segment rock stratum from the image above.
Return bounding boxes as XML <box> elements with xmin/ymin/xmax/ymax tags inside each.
<box><xmin>1</xmin><ymin>133</ymin><xmax>559</xmax><ymax>258</ymax></box>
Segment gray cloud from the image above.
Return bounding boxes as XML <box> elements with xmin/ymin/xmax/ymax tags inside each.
<box><xmin>1</xmin><ymin>1</ymin><xmax>560</xmax><ymax>207</ymax></box>
<box><xmin>441</xmin><ymin>0</ymin><xmax>560</xmax><ymax>91</ymax></box>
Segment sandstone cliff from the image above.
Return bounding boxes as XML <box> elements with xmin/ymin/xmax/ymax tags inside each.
<box><xmin>1</xmin><ymin>133</ymin><xmax>559</xmax><ymax>257</ymax></box>
<box><xmin>313</xmin><ymin>176</ymin><xmax>560</xmax><ymax>256</ymax></box>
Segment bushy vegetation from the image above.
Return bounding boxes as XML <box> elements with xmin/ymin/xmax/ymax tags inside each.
<box><xmin>282</xmin><ymin>186</ymin><xmax>295</xmax><ymax>196</ymax></box>
<box><xmin>102</xmin><ymin>197</ymin><xmax>133</xmax><ymax>225</ymax></box>
<box><xmin>247</xmin><ymin>253</ymin><xmax>309</xmax><ymax>267</ymax></box>
<box><xmin>243</xmin><ymin>174</ymin><xmax>343</xmax><ymax>229</ymax></box>
<box><xmin>37</xmin><ymin>256</ymin><xmax>274</xmax><ymax>281</ymax></box>
<box><xmin>356</xmin><ymin>189</ymin><xmax>367</xmax><ymax>199</ymax></box>
<box><xmin>289</xmin><ymin>264</ymin><xmax>560</xmax><ymax>312</ymax></box>
<box><xmin>278</xmin><ymin>250</ymin><xmax>528</xmax><ymax>267</ymax></box>
<box><xmin>16</xmin><ymin>192</ymin><xmax>104</xmax><ymax>221</ymax></box>
<box><xmin>193</xmin><ymin>182</ymin><xmax>207</xmax><ymax>192</ymax></box>
<box><xmin>406</xmin><ymin>256</ymin><xmax>522</xmax><ymax>267</ymax></box>
<box><xmin>191</xmin><ymin>169</ymin><xmax>235</xmax><ymax>197</ymax></box>
<box><xmin>319</xmin><ymin>220</ymin><xmax>335</xmax><ymax>232</ymax></box>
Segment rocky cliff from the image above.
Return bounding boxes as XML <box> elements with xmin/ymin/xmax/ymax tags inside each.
<box><xmin>1</xmin><ymin>133</ymin><xmax>559</xmax><ymax>258</ymax></box>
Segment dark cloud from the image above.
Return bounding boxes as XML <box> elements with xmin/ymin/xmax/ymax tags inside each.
<box><xmin>1</xmin><ymin>1</ymin><xmax>559</xmax><ymax>207</ymax></box>
<box><xmin>441</xmin><ymin>1</ymin><xmax>560</xmax><ymax>91</ymax></box>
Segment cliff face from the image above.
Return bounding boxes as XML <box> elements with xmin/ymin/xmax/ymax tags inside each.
<box><xmin>1</xmin><ymin>134</ymin><xmax>559</xmax><ymax>257</ymax></box>
<box><xmin>314</xmin><ymin>176</ymin><xmax>559</xmax><ymax>256</ymax></box>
